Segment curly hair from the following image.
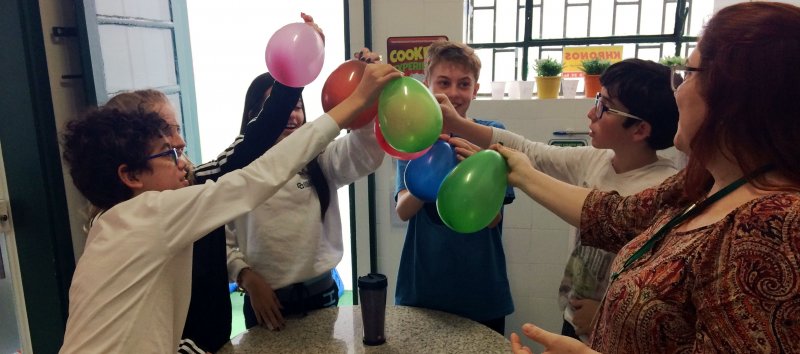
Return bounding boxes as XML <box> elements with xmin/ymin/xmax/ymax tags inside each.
<box><xmin>424</xmin><ymin>40</ymin><xmax>481</xmax><ymax>82</ymax></box>
<box><xmin>62</xmin><ymin>108</ymin><xmax>168</xmax><ymax>210</ymax></box>
<box><xmin>600</xmin><ymin>58</ymin><xmax>679</xmax><ymax>150</ymax></box>
<box><xmin>106</xmin><ymin>89</ymin><xmax>170</xmax><ymax>115</ymax></box>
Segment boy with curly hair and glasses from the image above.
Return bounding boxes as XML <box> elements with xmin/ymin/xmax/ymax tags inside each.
<box><xmin>58</xmin><ymin>64</ymin><xmax>399</xmax><ymax>353</ymax></box>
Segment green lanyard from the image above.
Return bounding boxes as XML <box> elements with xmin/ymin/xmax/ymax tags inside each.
<box><xmin>609</xmin><ymin>169</ymin><xmax>767</xmax><ymax>282</ymax></box>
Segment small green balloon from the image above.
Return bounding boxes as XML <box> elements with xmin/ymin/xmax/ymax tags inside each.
<box><xmin>436</xmin><ymin>150</ymin><xmax>509</xmax><ymax>233</ymax></box>
<box><xmin>377</xmin><ymin>77</ymin><xmax>443</xmax><ymax>153</ymax></box>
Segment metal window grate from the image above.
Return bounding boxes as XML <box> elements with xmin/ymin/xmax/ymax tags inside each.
<box><xmin>467</xmin><ymin>0</ymin><xmax>707</xmax><ymax>94</ymax></box>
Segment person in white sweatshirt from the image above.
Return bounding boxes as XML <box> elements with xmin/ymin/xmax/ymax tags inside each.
<box><xmin>58</xmin><ymin>63</ymin><xmax>400</xmax><ymax>354</ymax></box>
<box><xmin>226</xmin><ymin>51</ymin><xmax>387</xmax><ymax>332</ymax></box>
<box><xmin>440</xmin><ymin>58</ymin><xmax>679</xmax><ymax>343</ymax></box>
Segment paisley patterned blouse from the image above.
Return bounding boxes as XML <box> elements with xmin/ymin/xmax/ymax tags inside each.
<box><xmin>581</xmin><ymin>170</ymin><xmax>800</xmax><ymax>353</ymax></box>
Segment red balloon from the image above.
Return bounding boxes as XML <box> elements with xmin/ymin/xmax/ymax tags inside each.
<box><xmin>321</xmin><ymin>60</ymin><xmax>378</xmax><ymax>129</ymax></box>
<box><xmin>374</xmin><ymin>120</ymin><xmax>429</xmax><ymax>160</ymax></box>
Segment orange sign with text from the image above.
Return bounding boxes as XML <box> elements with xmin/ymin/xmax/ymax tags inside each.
<box><xmin>562</xmin><ymin>46</ymin><xmax>624</xmax><ymax>78</ymax></box>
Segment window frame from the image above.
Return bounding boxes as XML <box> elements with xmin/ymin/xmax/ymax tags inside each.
<box><xmin>467</xmin><ymin>0</ymin><xmax>699</xmax><ymax>82</ymax></box>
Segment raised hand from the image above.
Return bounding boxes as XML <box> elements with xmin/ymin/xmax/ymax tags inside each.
<box><xmin>300</xmin><ymin>12</ymin><xmax>325</xmax><ymax>43</ymax></box>
<box><xmin>353</xmin><ymin>48</ymin><xmax>383</xmax><ymax>63</ymax></box>
<box><xmin>352</xmin><ymin>64</ymin><xmax>402</xmax><ymax>105</ymax></box>
<box><xmin>327</xmin><ymin>63</ymin><xmax>401</xmax><ymax>129</ymax></box>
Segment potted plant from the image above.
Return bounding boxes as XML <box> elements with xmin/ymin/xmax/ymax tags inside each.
<box><xmin>659</xmin><ymin>56</ymin><xmax>686</xmax><ymax>67</ymax></box>
<box><xmin>579</xmin><ymin>58</ymin><xmax>611</xmax><ymax>98</ymax></box>
<box><xmin>533</xmin><ymin>58</ymin><xmax>563</xmax><ymax>99</ymax></box>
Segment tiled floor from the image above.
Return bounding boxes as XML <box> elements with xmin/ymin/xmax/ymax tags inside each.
<box><xmin>229</xmin><ymin>290</ymin><xmax>353</xmax><ymax>338</ymax></box>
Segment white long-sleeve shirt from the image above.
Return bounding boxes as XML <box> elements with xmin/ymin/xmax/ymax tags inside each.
<box><xmin>226</xmin><ymin>123</ymin><xmax>384</xmax><ymax>289</ymax></box>
<box><xmin>490</xmin><ymin>128</ymin><xmax>677</xmax><ymax>193</ymax></box>
<box><xmin>60</xmin><ymin>115</ymin><xmax>340</xmax><ymax>354</ymax></box>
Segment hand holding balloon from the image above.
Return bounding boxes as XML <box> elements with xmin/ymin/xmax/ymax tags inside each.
<box><xmin>404</xmin><ymin>140</ymin><xmax>458</xmax><ymax>202</ymax></box>
<box><xmin>353</xmin><ymin>48</ymin><xmax>382</xmax><ymax>63</ymax></box>
<box><xmin>300</xmin><ymin>12</ymin><xmax>325</xmax><ymax>43</ymax></box>
<box><xmin>353</xmin><ymin>64</ymin><xmax>403</xmax><ymax>107</ymax></box>
<box><xmin>491</xmin><ymin>143</ymin><xmax>536</xmax><ymax>189</ymax></box>
<box><xmin>447</xmin><ymin>136</ymin><xmax>481</xmax><ymax>161</ymax></box>
<box><xmin>434</xmin><ymin>93</ymin><xmax>462</xmax><ymax>135</ymax></box>
<box><xmin>378</xmin><ymin>77</ymin><xmax>443</xmax><ymax>153</ymax></box>
<box><xmin>321</xmin><ymin>60</ymin><xmax>377</xmax><ymax>129</ymax></box>
<box><xmin>436</xmin><ymin>149</ymin><xmax>508</xmax><ymax>233</ymax></box>
<box><xmin>326</xmin><ymin>64</ymin><xmax>402</xmax><ymax>129</ymax></box>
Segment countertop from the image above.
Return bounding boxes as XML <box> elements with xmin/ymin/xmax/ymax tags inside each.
<box><xmin>216</xmin><ymin>305</ymin><xmax>510</xmax><ymax>353</ymax></box>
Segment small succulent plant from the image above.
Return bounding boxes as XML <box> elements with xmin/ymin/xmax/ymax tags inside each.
<box><xmin>579</xmin><ymin>59</ymin><xmax>612</xmax><ymax>75</ymax></box>
<box><xmin>659</xmin><ymin>56</ymin><xmax>686</xmax><ymax>67</ymax></box>
<box><xmin>533</xmin><ymin>58</ymin><xmax>563</xmax><ymax>77</ymax></box>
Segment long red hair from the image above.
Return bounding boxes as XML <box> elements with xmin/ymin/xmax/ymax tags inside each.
<box><xmin>684</xmin><ymin>2</ymin><xmax>800</xmax><ymax>200</ymax></box>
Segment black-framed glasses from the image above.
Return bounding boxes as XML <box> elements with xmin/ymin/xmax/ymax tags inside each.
<box><xmin>594</xmin><ymin>93</ymin><xmax>645</xmax><ymax>121</ymax></box>
<box><xmin>670</xmin><ymin>65</ymin><xmax>703</xmax><ymax>91</ymax></box>
<box><xmin>146</xmin><ymin>147</ymin><xmax>180</xmax><ymax>166</ymax></box>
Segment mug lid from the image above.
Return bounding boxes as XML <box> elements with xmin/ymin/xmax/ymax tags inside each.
<box><xmin>357</xmin><ymin>273</ymin><xmax>387</xmax><ymax>289</ymax></box>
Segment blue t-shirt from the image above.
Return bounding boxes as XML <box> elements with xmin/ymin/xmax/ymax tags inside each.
<box><xmin>394</xmin><ymin>118</ymin><xmax>515</xmax><ymax>321</ymax></box>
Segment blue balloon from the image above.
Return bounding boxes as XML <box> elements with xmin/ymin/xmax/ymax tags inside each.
<box><xmin>404</xmin><ymin>140</ymin><xmax>458</xmax><ymax>202</ymax></box>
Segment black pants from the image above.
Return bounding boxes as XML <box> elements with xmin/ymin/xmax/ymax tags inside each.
<box><xmin>243</xmin><ymin>282</ymin><xmax>339</xmax><ymax>329</ymax></box>
<box><xmin>479</xmin><ymin>317</ymin><xmax>506</xmax><ymax>335</ymax></box>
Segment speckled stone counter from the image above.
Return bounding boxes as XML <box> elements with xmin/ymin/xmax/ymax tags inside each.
<box><xmin>216</xmin><ymin>305</ymin><xmax>510</xmax><ymax>353</ymax></box>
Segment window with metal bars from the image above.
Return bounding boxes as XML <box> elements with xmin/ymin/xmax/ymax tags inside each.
<box><xmin>466</xmin><ymin>0</ymin><xmax>712</xmax><ymax>94</ymax></box>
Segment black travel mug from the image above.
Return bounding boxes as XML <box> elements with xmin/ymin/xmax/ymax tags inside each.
<box><xmin>357</xmin><ymin>273</ymin><xmax>387</xmax><ymax>346</ymax></box>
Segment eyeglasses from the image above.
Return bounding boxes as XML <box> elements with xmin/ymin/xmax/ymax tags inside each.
<box><xmin>146</xmin><ymin>147</ymin><xmax>180</xmax><ymax>166</ymax></box>
<box><xmin>670</xmin><ymin>65</ymin><xmax>703</xmax><ymax>91</ymax></box>
<box><xmin>594</xmin><ymin>93</ymin><xmax>644</xmax><ymax>121</ymax></box>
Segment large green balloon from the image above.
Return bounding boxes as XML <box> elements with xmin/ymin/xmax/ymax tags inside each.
<box><xmin>436</xmin><ymin>150</ymin><xmax>509</xmax><ymax>233</ymax></box>
<box><xmin>377</xmin><ymin>77</ymin><xmax>443</xmax><ymax>153</ymax></box>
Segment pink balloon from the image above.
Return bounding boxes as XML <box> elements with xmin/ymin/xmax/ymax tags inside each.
<box><xmin>374</xmin><ymin>120</ymin><xmax>430</xmax><ymax>160</ymax></box>
<box><xmin>265</xmin><ymin>23</ymin><xmax>325</xmax><ymax>87</ymax></box>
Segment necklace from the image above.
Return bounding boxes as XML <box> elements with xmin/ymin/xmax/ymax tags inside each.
<box><xmin>609</xmin><ymin>167</ymin><xmax>770</xmax><ymax>282</ymax></box>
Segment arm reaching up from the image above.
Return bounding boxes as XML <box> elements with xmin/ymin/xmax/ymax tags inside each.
<box><xmin>327</xmin><ymin>64</ymin><xmax>401</xmax><ymax>129</ymax></box>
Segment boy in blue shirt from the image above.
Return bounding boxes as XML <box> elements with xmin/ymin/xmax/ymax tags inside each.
<box><xmin>394</xmin><ymin>40</ymin><xmax>515</xmax><ymax>335</ymax></box>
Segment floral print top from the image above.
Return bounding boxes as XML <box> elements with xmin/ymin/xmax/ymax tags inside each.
<box><xmin>581</xmin><ymin>170</ymin><xmax>800</xmax><ymax>353</ymax></box>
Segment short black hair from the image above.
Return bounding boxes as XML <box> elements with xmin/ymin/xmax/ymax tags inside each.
<box><xmin>62</xmin><ymin>108</ymin><xmax>168</xmax><ymax>210</ymax></box>
<box><xmin>600</xmin><ymin>58</ymin><xmax>678</xmax><ymax>150</ymax></box>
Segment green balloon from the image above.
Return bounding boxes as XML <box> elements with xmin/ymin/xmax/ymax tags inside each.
<box><xmin>377</xmin><ymin>77</ymin><xmax>443</xmax><ymax>153</ymax></box>
<box><xmin>436</xmin><ymin>150</ymin><xmax>509</xmax><ymax>233</ymax></box>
